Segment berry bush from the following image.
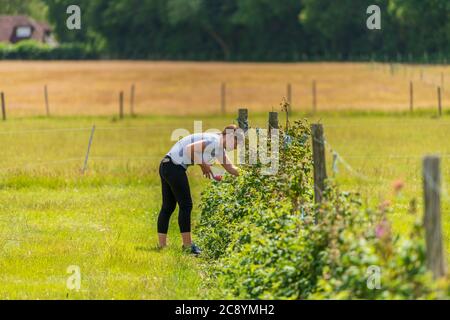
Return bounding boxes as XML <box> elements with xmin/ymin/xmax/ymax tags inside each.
<box><xmin>197</xmin><ymin>119</ymin><xmax>449</xmax><ymax>299</ymax></box>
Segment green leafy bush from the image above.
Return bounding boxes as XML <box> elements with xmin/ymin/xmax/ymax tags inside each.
<box><xmin>0</xmin><ymin>40</ymin><xmax>99</xmax><ymax>60</ymax></box>
<box><xmin>197</xmin><ymin>118</ymin><xmax>449</xmax><ymax>299</ymax></box>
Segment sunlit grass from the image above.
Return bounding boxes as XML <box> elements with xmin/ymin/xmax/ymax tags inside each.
<box><xmin>0</xmin><ymin>112</ymin><xmax>449</xmax><ymax>299</ymax></box>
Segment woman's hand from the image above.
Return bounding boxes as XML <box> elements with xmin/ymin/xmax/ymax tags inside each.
<box><xmin>220</xmin><ymin>153</ymin><xmax>240</xmax><ymax>177</ymax></box>
<box><xmin>222</xmin><ymin>163</ymin><xmax>239</xmax><ymax>177</ymax></box>
<box><xmin>199</xmin><ymin>163</ymin><xmax>213</xmax><ymax>179</ymax></box>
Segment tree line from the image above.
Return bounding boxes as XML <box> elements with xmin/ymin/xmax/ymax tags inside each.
<box><xmin>3</xmin><ymin>0</ymin><xmax>450</xmax><ymax>62</ymax></box>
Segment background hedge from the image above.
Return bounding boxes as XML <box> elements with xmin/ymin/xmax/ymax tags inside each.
<box><xmin>0</xmin><ymin>41</ymin><xmax>99</xmax><ymax>60</ymax></box>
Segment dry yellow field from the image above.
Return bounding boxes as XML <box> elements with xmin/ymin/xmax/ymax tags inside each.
<box><xmin>0</xmin><ymin>61</ymin><xmax>449</xmax><ymax>116</ymax></box>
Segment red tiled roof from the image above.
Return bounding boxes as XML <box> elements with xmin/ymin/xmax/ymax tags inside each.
<box><xmin>0</xmin><ymin>15</ymin><xmax>51</xmax><ymax>43</ymax></box>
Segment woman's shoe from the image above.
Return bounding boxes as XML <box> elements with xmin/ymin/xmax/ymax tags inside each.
<box><xmin>183</xmin><ymin>243</ymin><xmax>202</xmax><ymax>256</ymax></box>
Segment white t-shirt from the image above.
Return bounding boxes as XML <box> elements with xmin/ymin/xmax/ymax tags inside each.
<box><xmin>167</xmin><ymin>133</ymin><xmax>224</xmax><ymax>169</ymax></box>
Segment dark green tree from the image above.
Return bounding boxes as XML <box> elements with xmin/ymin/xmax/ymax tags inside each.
<box><xmin>38</xmin><ymin>0</ymin><xmax>450</xmax><ymax>61</ymax></box>
<box><xmin>0</xmin><ymin>0</ymin><xmax>48</xmax><ymax>21</ymax></box>
<box><xmin>388</xmin><ymin>0</ymin><xmax>450</xmax><ymax>57</ymax></box>
<box><xmin>231</xmin><ymin>0</ymin><xmax>305</xmax><ymax>61</ymax></box>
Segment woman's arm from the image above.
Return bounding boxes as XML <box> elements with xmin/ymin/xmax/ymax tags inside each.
<box><xmin>220</xmin><ymin>153</ymin><xmax>239</xmax><ymax>177</ymax></box>
<box><xmin>185</xmin><ymin>140</ymin><xmax>213</xmax><ymax>178</ymax></box>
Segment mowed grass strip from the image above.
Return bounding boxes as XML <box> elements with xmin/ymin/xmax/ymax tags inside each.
<box><xmin>0</xmin><ymin>186</ymin><xmax>202</xmax><ymax>299</ymax></box>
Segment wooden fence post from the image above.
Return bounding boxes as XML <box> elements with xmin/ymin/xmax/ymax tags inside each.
<box><xmin>221</xmin><ymin>82</ymin><xmax>226</xmax><ymax>115</ymax></box>
<box><xmin>44</xmin><ymin>85</ymin><xmax>50</xmax><ymax>117</ymax></box>
<box><xmin>311</xmin><ymin>124</ymin><xmax>327</xmax><ymax>204</ymax></box>
<box><xmin>423</xmin><ymin>155</ymin><xmax>447</xmax><ymax>279</ymax></box>
<box><xmin>130</xmin><ymin>84</ymin><xmax>135</xmax><ymax>116</ymax></box>
<box><xmin>287</xmin><ymin>83</ymin><xmax>292</xmax><ymax>113</ymax></box>
<box><xmin>238</xmin><ymin>108</ymin><xmax>248</xmax><ymax>131</ymax></box>
<box><xmin>119</xmin><ymin>91</ymin><xmax>124</xmax><ymax>119</ymax></box>
<box><xmin>441</xmin><ymin>72</ymin><xmax>444</xmax><ymax>88</ymax></box>
<box><xmin>312</xmin><ymin>80</ymin><xmax>317</xmax><ymax>113</ymax></box>
<box><xmin>268</xmin><ymin>112</ymin><xmax>278</xmax><ymax>133</ymax></box>
<box><xmin>410</xmin><ymin>81</ymin><xmax>414</xmax><ymax>113</ymax></box>
<box><xmin>1</xmin><ymin>92</ymin><xmax>6</xmax><ymax>121</ymax></box>
<box><xmin>82</xmin><ymin>125</ymin><xmax>96</xmax><ymax>174</ymax></box>
<box><xmin>438</xmin><ymin>87</ymin><xmax>442</xmax><ymax>117</ymax></box>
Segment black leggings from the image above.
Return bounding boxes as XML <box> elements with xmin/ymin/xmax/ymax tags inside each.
<box><xmin>157</xmin><ymin>158</ymin><xmax>193</xmax><ymax>234</ymax></box>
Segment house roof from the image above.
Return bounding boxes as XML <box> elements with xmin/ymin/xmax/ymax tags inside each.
<box><xmin>0</xmin><ymin>15</ymin><xmax>51</xmax><ymax>43</ymax></box>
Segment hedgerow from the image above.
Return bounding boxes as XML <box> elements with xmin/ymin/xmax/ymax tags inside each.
<box><xmin>0</xmin><ymin>41</ymin><xmax>99</xmax><ymax>60</ymax></box>
<box><xmin>197</xmin><ymin>118</ymin><xmax>449</xmax><ymax>299</ymax></box>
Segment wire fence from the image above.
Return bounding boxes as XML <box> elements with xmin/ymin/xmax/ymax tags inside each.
<box><xmin>319</xmin><ymin>133</ymin><xmax>450</xmax><ymax>202</ymax></box>
<box><xmin>0</xmin><ymin>111</ymin><xmax>447</xmax><ymax>206</ymax></box>
<box><xmin>0</xmin><ymin>121</ymin><xmax>446</xmax><ymax>205</ymax></box>
<box><xmin>0</xmin><ymin>122</ymin><xmax>449</xmax><ymax>171</ymax></box>
<box><xmin>0</xmin><ymin>125</ymin><xmax>169</xmax><ymax>174</ymax></box>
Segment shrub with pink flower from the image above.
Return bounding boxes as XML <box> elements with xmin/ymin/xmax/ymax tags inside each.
<box><xmin>392</xmin><ymin>179</ymin><xmax>405</xmax><ymax>195</ymax></box>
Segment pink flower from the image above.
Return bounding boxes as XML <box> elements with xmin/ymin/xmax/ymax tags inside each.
<box><xmin>376</xmin><ymin>224</ymin><xmax>386</xmax><ymax>238</ymax></box>
<box><xmin>375</xmin><ymin>219</ymin><xmax>391</xmax><ymax>239</ymax></box>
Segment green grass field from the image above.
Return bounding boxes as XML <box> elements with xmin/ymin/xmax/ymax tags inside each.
<box><xmin>0</xmin><ymin>111</ymin><xmax>449</xmax><ymax>299</ymax></box>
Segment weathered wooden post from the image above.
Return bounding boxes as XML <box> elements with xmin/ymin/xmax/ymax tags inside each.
<box><xmin>423</xmin><ymin>155</ymin><xmax>447</xmax><ymax>279</ymax></box>
<box><xmin>1</xmin><ymin>92</ymin><xmax>6</xmax><ymax>121</ymax></box>
<box><xmin>119</xmin><ymin>91</ymin><xmax>124</xmax><ymax>119</ymax></box>
<box><xmin>441</xmin><ymin>72</ymin><xmax>444</xmax><ymax>88</ymax></box>
<box><xmin>287</xmin><ymin>83</ymin><xmax>292</xmax><ymax>113</ymax></box>
<box><xmin>82</xmin><ymin>125</ymin><xmax>96</xmax><ymax>174</ymax></box>
<box><xmin>268</xmin><ymin>112</ymin><xmax>278</xmax><ymax>133</ymax></box>
<box><xmin>130</xmin><ymin>84</ymin><xmax>135</xmax><ymax>116</ymax></box>
<box><xmin>311</xmin><ymin>124</ymin><xmax>327</xmax><ymax>204</ymax></box>
<box><xmin>410</xmin><ymin>81</ymin><xmax>414</xmax><ymax>113</ymax></box>
<box><xmin>238</xmin><ymin>108</ymin><xmax>248</xmax><ymax>131</ymax></box>
<box><xmin>437</xmin><ymin>87</ymin><xmax>442</xmax><ymax>117</ymax></box>
<box><xmin>44</xmin><ymin>85</ymin><xmax>50</xmax><ymax>117</ymax></box>
<box><xmin>221</xmin><ymin>82</ymin><xmax>226</xmax><ymax>114</ymax></box>
<box><xmin>312</xmin><ymin>80</ymin><xmax>317</xmax><ymax>113</ymax></box>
